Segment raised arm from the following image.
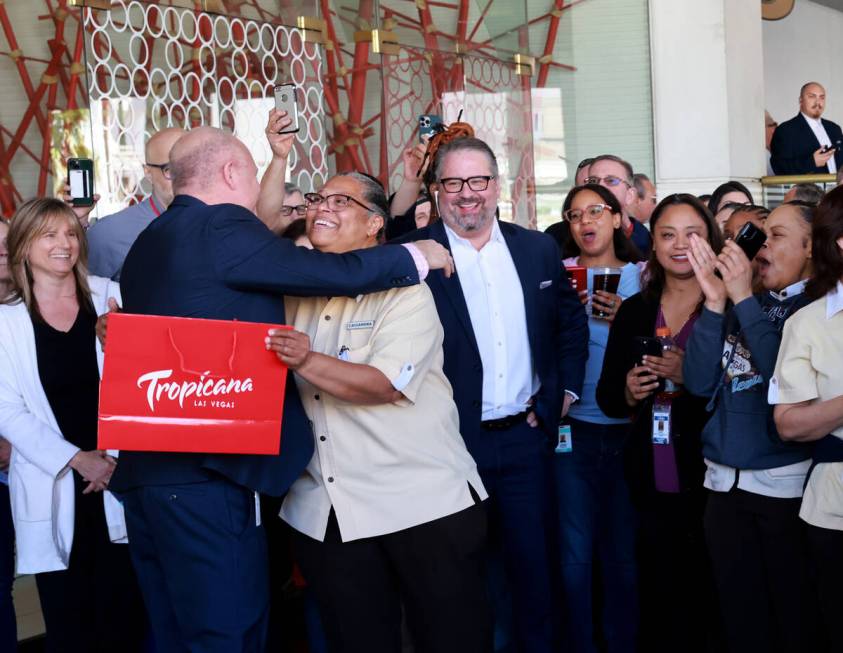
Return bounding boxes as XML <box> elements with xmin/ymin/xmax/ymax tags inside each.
<box><xmin>255</xmin><ymin>109</ymin><xmax>296</xmax><ymax>232</ymax></box>
<box><xmin>389</xmin><ymin>140</ymin><xmax>428</xmax><ymax>217</ymax></box>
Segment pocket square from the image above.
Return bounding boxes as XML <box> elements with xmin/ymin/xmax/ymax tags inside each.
<box><xmin>539</xmin><ymin>280</ymin><xmax>552</xmax><ymax>289</ymax></box>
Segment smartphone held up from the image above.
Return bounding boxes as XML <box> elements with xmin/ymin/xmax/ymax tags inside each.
<box><xmin>273</xmin><ymin>83</ymin><xmax>300</xmax><ymax>134</ymax></box>
<box><xmin>715</xmin><ymin>221</ymin><xmax>767</xmax><ymax>278</ymax></box>
<box><xmin>67</xmin><ymin>158</ymin><xmax>95</xmax><ymax>207</ymax></box>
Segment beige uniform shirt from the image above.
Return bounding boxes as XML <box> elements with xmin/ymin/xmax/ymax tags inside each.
<box><xmin>280</xmin><ymin>283</ymin><xmax>487</xmax><ymax>542</ymax></box>
<box><xmin>770</xmin><ymin>281</ymin><xmax>843</xmax><ymax>530</ymax></box>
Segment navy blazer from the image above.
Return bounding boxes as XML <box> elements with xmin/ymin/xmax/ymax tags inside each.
<box><xmin>770</xmin><ymin>113</ymin><xmax>843</xmax><ymax>175</ymax></box>
<box><xmin>111</xmin><ymin>195</ymin><xmax>420</xmax><ymax>496</ymax></box>
<box><xmin>397</xmin><ymin>220</ymin><xmax>588</xmax><ymax>460</ymax></box>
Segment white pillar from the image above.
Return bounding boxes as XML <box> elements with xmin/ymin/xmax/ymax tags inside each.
<box><xmin>649</xmin><ymin>0</ymin><xmax>766</xmax><ymax>201</ymax></box>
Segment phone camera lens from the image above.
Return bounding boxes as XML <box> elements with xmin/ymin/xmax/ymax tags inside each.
<box><xmin>281</xmin><ymin>94</ymin><xmax>288</xmax><ymax>102</ymax></box>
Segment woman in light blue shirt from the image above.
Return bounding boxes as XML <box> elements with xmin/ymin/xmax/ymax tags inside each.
<box><xmin>555</xmin><ymin>183</ymin><xmax>644</xmax><ymax>653</ymax></box>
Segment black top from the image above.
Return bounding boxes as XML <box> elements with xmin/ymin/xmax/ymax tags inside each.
<box><xmin>596</xmin><ymin>291</ymin><xmax>710</xmax><ymax>501</ymax></box>
<box><xmin>34</xmin><ymin>308</ymin><xmax>100</xmax><ymax>452</ymax></box>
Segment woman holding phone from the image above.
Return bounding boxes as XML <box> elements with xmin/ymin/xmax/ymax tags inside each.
<box><xmin>683</xmin><ymin>201</ymin><xmax>820</xmax><ymax>652</ymax></box>
<box><xmin>596</xmin><ymin>194</ymin><xmax>723</xmax><ymax>653</ymax></box>
<box><xmin>553</xmin><ymin>184</ymin><xmax>643</xmax><ymax>652</ymax></box>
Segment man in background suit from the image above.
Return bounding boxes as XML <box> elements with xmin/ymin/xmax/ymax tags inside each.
<box><xmin>111</xmin><ymin>123</ymin><xmax>453</xmax><ymax>652</ymax></box>
<box><xmin>770</xmin><ymin>81</ymin><xmax>843</xmax><ymax>175</ymax></box>
<box><xmin>401</xmin><ymin>137</ymin><xmax>589</xmax><ymax>652</ymax></box>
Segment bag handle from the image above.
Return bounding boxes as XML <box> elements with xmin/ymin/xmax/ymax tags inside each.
<box><xmin>167</xmin><ymin>327</ymin><xmax>237</xmax><ymax>378</ymax></box>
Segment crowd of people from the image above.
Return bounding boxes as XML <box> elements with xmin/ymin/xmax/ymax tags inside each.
<box><xmin>0</xmin><ymin>95</ymin><xmax>841</xmax><ymax>653</ymax></box>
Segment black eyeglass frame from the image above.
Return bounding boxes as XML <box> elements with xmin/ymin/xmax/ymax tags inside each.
<box><xmin>437</xmin><ymin>175</ymin><xmax>496</xmax><ymax>194</ymax></box>
<box><xmin>279</xmin><ymin>204</ymin><xmax>308</xmax><ymax>217</ymax></box>
<box><xmin>304</xmin><ymin>192</ymin><xmax>377</xmax><ymax>214</ymax></box>
<box><xmin>145</xmin><ymin>162</ymin><xmax>171</xmax><ymax>179</ymax></box>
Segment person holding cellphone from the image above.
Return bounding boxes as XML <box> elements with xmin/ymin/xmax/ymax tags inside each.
<box><xmin>770</xmin><ymin>186</ymin><xmax>843</xmax><ymax>651</ymax></box>
<box><xmin>683</xmin><ymin>201</ymin><xmax>820</xmax><ymax>652</ymax></box>
<box><xmin>553</xmin><ymin>184</ymin><xmax>644</xmax><ymax>652</ymax></box>
<box><xmin>596</xmin><ymin>194</ymin><xmax>723</xmax><ymax>653</ymax></box>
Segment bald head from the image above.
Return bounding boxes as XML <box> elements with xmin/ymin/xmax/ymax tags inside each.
<box><xmin>142</xmin><ymin>127</ymin><xmax>185</xmax><ymax>207</ymax></box>
<box><xmin>169</xmin><ymin>126</ymin><xmax>260</xmax><ymax>212</ymax></box>
<box><xmin>145</xmin><ymin>127</ymin><xmax>185</xmax><ymax>163</ymax></box>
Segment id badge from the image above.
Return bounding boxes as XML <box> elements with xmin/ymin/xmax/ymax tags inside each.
<box><xmin>651</xmin><ymin>400</ymin><xmax>671</xmax><ymax>445</ymax></box>
<box><xmin>555</xmin><ymin>423</ymin><xmax>573</xmax><ymax>454</ymax></box>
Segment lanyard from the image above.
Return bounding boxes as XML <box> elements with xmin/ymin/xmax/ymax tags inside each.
<box><xmin>149</xmin><ymin>196</ymin><xmax>161</xmax><ymax>217</ymax></box>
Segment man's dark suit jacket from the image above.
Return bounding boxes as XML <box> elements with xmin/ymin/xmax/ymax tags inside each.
<box><xmin>770</xmin><ymin>113</ymin><xmax>843</xmax><ymax>175</ymax></box>
<box><xmin>111</xmin><ymin>195</ymin><xmax>420</xmax><ymax>497</ymax></box>
<box><xmin>397</xmin><ymin>219</ymin><xmax>588</xmax><ymax>459</ymax></box>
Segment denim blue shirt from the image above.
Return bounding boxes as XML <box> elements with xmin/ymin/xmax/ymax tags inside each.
<box><xmin>564</xmin><ymin>260</ymin><xmax>642</xmax><ymax>424</ymax></box>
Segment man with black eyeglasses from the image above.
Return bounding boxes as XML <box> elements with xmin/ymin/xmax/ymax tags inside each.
<box><xmin>586</xmin><ymin>154</ymin><xmax>652</xmax><ymax>255</ymax></box>
<box><xmin>399</xmin><ymin>136</ymin><xmax>588</xmax><ymax>653</ymax></box>
<box><xmin>66</xmin><ymin>127</ymin><xmax>185</xmax><ymax>281</ymax></box>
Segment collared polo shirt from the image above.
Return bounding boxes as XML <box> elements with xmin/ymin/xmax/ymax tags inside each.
<box><xmin>770</xmin><ymin>281</ymin><xmax>843</xmax><ymax>529</ymax></box>
<box><xmin>280</xmin><ymin>282</ymin><xmax>487</xmax><ymax>542</ymax></box>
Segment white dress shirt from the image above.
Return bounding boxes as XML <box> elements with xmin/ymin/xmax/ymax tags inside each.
<box><xmin>801</xmin><ymin>112</ymin><xmax>837</xmax><ymax>173</ymax></box>
<box><xmin>444</xmin><ymin>220</ymin><xmax>539</xmax><ymax>420</ymax></box>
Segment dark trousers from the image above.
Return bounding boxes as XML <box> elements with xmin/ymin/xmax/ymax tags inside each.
<box><xmin>552</xmin><ymin>419</ymin><xmax>637</xmax><ymax>653</ymax></box>
<box><xmin>473</xmin><ymin>420</ymin><xmax>554</xmax><ymax>653</ymax></box>
<box><xmin>292</xmin><ymin>500</ymin><xmax>491</xmax><ymax>653</ymax></box>
<box><xmin>35</xmin><ymin>487</ymin><xmax>146</xmax><ymax>653</ymax></box>
<box><xmin>636</xmin><ymin>489</ymin><xmax>721</xmax><ymax>653</ymax></box>
<box><xmin>0</xmin><ymin>483</ymin><xmax>16</xmax><ymax>652</ymax></box>
<box><xmin>806</xmin><ymin>523</ymin><xmax>843</xmax><ymax>652</ymax></box>
<box><xmin>704</xmin><ymin>488</ymin><xmax>821</xmax><ymax>653</ymax></box>
<box><xmin>121</xmin><ymin>478</ymin><xmax>269</xmax><ymax>653</ymax></box>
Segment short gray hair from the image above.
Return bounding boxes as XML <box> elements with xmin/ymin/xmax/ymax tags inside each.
<box><xmin>284</xmin><ymin>182</ymin><xmax>303</xmax><ymax>195</ymax></box>
<box><xmin>336</xmin><ymin>172</ymin><xmax>389</xmax><ymax>223</ymax></box>
<box><xmin>590</xmin><ymin>154</ymin><xmax>633</xmax><ymax>183</ymax></box>
<box><xmin>433</xmin><ymin>137</ymin><xmax>499</xmax><ymax>181</ymax></box>
<box><xmin>632</xmin><ymin>173</ymin><xmax>652</xmax><ymax>200</ymax></box>
<box><xmin>788</xmin><ymin>182</ymin><xmax>824</xmax><ymax>206</ymax></box>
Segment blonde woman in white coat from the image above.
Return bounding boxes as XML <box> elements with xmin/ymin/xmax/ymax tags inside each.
<box><xmin>0</xmin><ymin>198</ymin><xmax>145</xmax><ymax>652</ymax></box>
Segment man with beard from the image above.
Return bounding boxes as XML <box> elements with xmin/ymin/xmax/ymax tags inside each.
<box><xmin>771</xmin><ymin>82</ymin><xmax>843</xmax><ymax>175</ymax></box>
<box><xmin>399</xmin><ymin>137</ymin><xmax>588</xmax><ymax>652</ymax></box>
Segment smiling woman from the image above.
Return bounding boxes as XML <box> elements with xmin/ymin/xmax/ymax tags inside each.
<box><xmin>596</xmin><ymin>193</ymin><xmax>723</xmax><ymax>652</ymax></box>
<box><xmin>0</xmin><ymin>198</ymin><xmax>146</xmax><ymax>650</ymax></box>
<box><xmin>303</xmin><ymin>173</ymin><xmax>389</xmax><ymax>253</ymax></box>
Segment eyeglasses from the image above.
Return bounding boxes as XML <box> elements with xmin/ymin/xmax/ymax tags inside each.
<box><xmin>145</xmin><ymin>162</ymin><xmax>171</xmax><ymax>179</ymax></box>
<box><xmin>438</xmin><ymin>176</ymin><xmax>495</xmax><ymax>193</ymax></box>
<box><xmin>304</xmin><ymin>193</ymin><xmax>376</xmax><ymax>213</ymax></box>
<box><xmin>280</xmin><ymin>204</ymin><xmax>307</xmax><ymax>217</ymax></box>
<box><xmin>563</xmin><ymin>203</ymin><xmax>610</xmax><ymax>224</ymax></box>
<box><xmin>585</xmin><ymin>175</ymin><xmax>630</xmax><ymax>188</ymax></box>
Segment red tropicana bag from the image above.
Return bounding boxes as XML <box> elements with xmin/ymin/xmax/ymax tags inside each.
<box><xmin>98</xmin><ymin>313</ymin><xmax>291</xmax><ymax>454</ymax></box>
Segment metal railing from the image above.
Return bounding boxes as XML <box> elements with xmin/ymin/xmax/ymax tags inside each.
<box><xmin>760</xmin><ymin>174</ymin><xmax>837</xmax><ymax>208</ymax></box>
